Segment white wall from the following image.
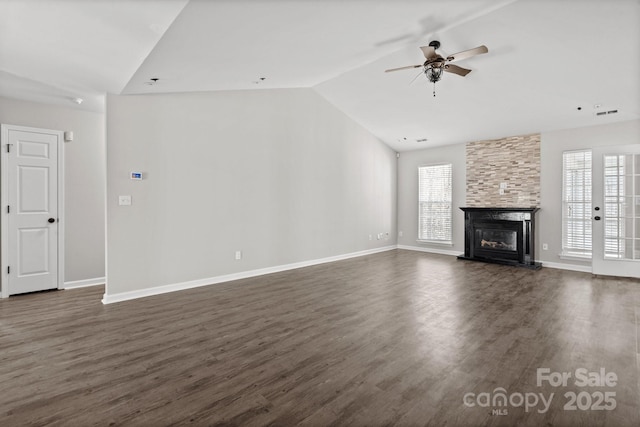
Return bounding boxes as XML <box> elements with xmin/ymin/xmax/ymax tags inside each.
<box><xmin>105</xmin><ymin>88</ymin><xmax>397</xmax><ymax>299</ymax></box>
<box><xmin>0</xmin><ymin>96</ymin><xmax>106</xmax><ymax>283</ymax></box>
<box><xmin>540</xmin><ymin>119</ymin><xmax>640</xmax><ymax>268</ymax></box>
<box><xmin>397</xmin><ymin>143</ymin><xmax>466</xmax><ymax>254</ymax></box>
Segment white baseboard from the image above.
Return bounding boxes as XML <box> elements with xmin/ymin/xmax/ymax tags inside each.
<box><xmin>102</xmin><ymin>245</ymin><xmax>397</xmax><ymax>305</ymax></box>
<box><xmin>540</xmin><ymin>261</ymin><xmax>592</xmax><ymax>273</ymax></box>
<box><xmin>397</xmin><ymin>244</ymin><xmax>461</xmax><ymax>257</ymax></box>
<box><xmin>63</xmin><ymin>277</ymin><xmax>105</xmax><ymax>289</ymax></box>
<box><xmin>100</xmin><ymin>246</ymin><xmax>599</xmax><ymax>304</ymax></box>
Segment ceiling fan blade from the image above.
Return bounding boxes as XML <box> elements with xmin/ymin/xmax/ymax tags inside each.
<box><xmin>385</xmin><ymin>64</ymin><xmax>422</xmax><ymax>73</ymax></box>
<box><xmin>446</xmin><ymin>45</ymin><xmax>488</xmax><ymax>62</ymax></box>
<box><xmin>419</xmin><ymin>46</ymin><xmax>437</xmax><ymax>59</ymax></box>
<box><xmin>444</xmin><ymin>64</ymin><xmax>472</xmax><ymax>77</ymax></box>
<box><xmin>409</xmin><ymin>70</ymin><xmax>424</xmax><ymax>85</ymax></box>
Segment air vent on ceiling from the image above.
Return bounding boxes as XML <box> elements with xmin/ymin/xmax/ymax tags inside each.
<box><xmin>596</xmin><ymin>109</ymin><xmax>618</xmax><ymax>116</ymax></box>
<box><xmin>416</xmin><ymin>138</ymin><xmax>428</xmax><ymax>143</ymax></box>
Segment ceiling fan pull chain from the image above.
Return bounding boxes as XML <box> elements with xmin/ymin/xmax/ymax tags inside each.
<box><xmin>433</xmin><ymin>82</ymin><xmax>436</xmax><ymax>97</ymax></box>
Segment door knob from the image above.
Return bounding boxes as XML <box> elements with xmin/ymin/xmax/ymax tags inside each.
<box><xmin>48</xmin><ymin>218</ymin><xmax>55</xmax><ymax>223</ymax></box>
<box><xmin>594</xmin><ymin>216</ymin><xmax>601</xmax><ymax>221</ymax></box>
<box><xmin>594</xmin><ymin>206</ymin><xmax>600</xmax><ymax>211</ymax></box>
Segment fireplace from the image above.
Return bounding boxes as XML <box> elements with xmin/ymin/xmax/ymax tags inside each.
<box><xmin>458</xmin><ymin>207</ymin><xmax>541</xmax><ymax>269</ymax></box>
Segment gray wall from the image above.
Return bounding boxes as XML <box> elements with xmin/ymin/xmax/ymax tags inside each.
<box><xmin>397</xmin><ymin>143</ymin><xmax>466</xmax><ymax>254</ymax></box>
<box><xmin>3</xmin><ymin>91</ymin><xmax>633</xmax><ymax>298</ymax></box>
<box><xmin>106</xmin><ymin>88</ymin><xmax>397</xmax><ymax>297</ymax></box>
<box><xmin>397</xmin><ymin>119</ymin><xmax>640</xmax><ymax>268</ymax></box>
<box><xmin>0</xmin><ymin>96</ymin><xmax>106</xmax><ymax>283</ymax></box>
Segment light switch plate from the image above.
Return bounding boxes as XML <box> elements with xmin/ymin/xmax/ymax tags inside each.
<box><xmin>119</xmin><ymin>195</ymin><xmax>132</xmax><ymax>206</ymax></box>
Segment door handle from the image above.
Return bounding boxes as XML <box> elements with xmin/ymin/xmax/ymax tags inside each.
<box><xmin>594</xmin><ymin>216</ymin><xmax>601</xmax><ymax>221</ymax></box>
<box><xmin>48</xmin><ymin>218</ymin><xmax>56</xmax><ymax>223</ymax></box>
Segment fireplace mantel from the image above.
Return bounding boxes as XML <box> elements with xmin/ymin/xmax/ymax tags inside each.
<box><xmin>458</xmin><ymin>207</ymin><xmax>541</xmax><ymax>269</ymax></box>
<box><xmin>459</xmin><ymin>206</ymin><xmax>539</xmax><ymax>215</ymax></box>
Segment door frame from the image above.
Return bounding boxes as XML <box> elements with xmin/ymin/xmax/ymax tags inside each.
<box><xmin>1</xmin><ymin>124</ymin><xmax>65</xmax><ymax>298</ymax></box>
<box><xmin>591</xmin><ymin>144</ymin><xmax>640</xmax><ymax>278</ymax></box>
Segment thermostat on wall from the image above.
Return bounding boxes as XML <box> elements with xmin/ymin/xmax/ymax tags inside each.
<box><xmin>130</xmin><ymin>171</ymin><xmax>143</xmax><ymax>180</ymax></box>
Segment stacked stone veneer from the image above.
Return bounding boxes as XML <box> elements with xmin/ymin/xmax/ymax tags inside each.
<box><xmin>466</xmin><ymin>134</ymin><xmax>540</xmax><ymax>207</ymax></box>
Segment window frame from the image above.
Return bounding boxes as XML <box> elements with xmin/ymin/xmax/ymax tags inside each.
<box><xmin>417</xmin><ymin>163</ymin><xmax>453</xmax><ymax>245</ymax></box>
<box><xmin>561</xmin><ymin>149</ymin><xmax>592</xmax><ymax>258</ymax></box>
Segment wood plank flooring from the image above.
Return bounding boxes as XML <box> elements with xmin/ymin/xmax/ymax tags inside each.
<box><xmin>1</xmin><ymin>249</ymin><xmax>639</xmax><ymax>426</ymax></box>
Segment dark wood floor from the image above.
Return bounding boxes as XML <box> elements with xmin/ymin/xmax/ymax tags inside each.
<box><xmin>1</xmin><ymin>250</ymin><xmax>639</xmax><ymax>426</ymax></box>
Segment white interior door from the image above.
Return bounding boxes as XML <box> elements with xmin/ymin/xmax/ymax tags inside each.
<box><xmin>2</xmin><ymin>125</ymin><xmax>61</xmax><ymax>295</ymax></box>
<box><xmin>592</xmin><ymin>144</ymin><xmax>640</xmax><ymax>278</ymax></box>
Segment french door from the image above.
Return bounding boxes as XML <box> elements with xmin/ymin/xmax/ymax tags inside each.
<box><xmin>592</xmin><ymin>144</ymin><xmax>640</xmax><ymax>278</ymax></box>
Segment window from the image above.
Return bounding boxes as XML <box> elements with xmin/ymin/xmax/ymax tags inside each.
<box><xmin>603</xmin><ymin>154</ymin><xmax>640</xmax><ymax>260</ymax></box>
<box><xmin>562</xmin><ymin>150</ymin><xmax>592</xmax><ymax>257</ymax></box>
<box><xmin>418</xmin><ymin>164</ymin><xmax>452</xmax><ymax>243</ymax></box>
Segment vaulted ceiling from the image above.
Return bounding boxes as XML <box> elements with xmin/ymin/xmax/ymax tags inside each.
<box><xmin>1</xmin><ymin>0</ymin><xmax>638</xmax><ymax>151</ymax></box>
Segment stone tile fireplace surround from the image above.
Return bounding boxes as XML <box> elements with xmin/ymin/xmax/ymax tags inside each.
<box><xmin>461</xmin><ymin>134</ymin><xmax>541</xmax><ymax>268</ymax></box>
<box><xmin>466</xmin><ymin>134</ymin><xmax>540</xmax><ymax>207</ymax></box>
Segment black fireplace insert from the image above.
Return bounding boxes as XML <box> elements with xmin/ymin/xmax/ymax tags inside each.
<box><xmin>458</xmin><ymin>207</ymin><xmax>541</xmax><ymax>269</ymax></box>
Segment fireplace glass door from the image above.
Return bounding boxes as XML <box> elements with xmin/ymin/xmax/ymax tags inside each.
<box><xmin>476</xmin><ymin>229</ymin><xmax>518</xmax><ymax>252</ymax></box>
<box><xmin>473</xmin><ymin>221</ymin><xmax>523</xmax><ymax>262</ymax></box>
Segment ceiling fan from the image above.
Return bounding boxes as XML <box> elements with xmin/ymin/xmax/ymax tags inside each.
<box><xmin>385</xmin><ymin>40</ymin><xmax>488</xmax><ymax>96</ymax></box>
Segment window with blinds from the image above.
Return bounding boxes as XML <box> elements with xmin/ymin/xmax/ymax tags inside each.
<box><xmin>562</xmin><ymin>150</ymin><xmax>592</xmax><ymax>257</ymax></box>
<box><xmin>418</xmin><ymin>164</ymin><xmax>452</xmax><ymax>243</ymax></box>
<box><xmin>603</xmin><ymin>154</ymin><xmax>640</xmax><ymax>260</ymax></box>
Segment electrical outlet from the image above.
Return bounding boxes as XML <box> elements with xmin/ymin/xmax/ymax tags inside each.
<box><xmin>542</xmin><ymin>243</ymin><xmax>548</xmax><ymax>250</ymax></box>
<box><xmin>235</xmin><ymin>250</ymin><xmax>242</xmax><ymax>260</ymax></box>
<box><xmin>118</xmin><ymin>195</ymin><xmax>132</xmax><ymax>206</ymax></box>
<box><xmin>499</xmin><ymin>188</ymin><xmax>505</xmax><ymax>195</ymax></box>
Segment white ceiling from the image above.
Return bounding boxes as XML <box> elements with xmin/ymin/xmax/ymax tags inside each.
<box><xmin>1</xmin><ymin>0</ymin><xmax>638</xmax><ymax>151</ymax></box>
<box><xmin>0</xmin><ymin>0</ymin><xmax>188</xmax><ymax>112</ymax></box>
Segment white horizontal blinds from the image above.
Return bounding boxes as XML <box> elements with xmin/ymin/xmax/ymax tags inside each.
<box><xmin>562</xmin><ymin>150</ymin><xmax>592</xmax><ymax>257</ymax></box>
<box><xmin>603</xmin><ymin>154</ymin><xmax>640</xmax><ymax>260</ymax></box>
<box><xmin>418</xmin><ymin>164</ymin><xmax>452</xmax><ymax>242</ymax></box>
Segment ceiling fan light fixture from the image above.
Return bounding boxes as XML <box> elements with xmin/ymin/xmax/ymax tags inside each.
<box><xmin>425</xmin><ymin>65</ymin><xmax>443</xmax><ymax>83</ymax></box>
